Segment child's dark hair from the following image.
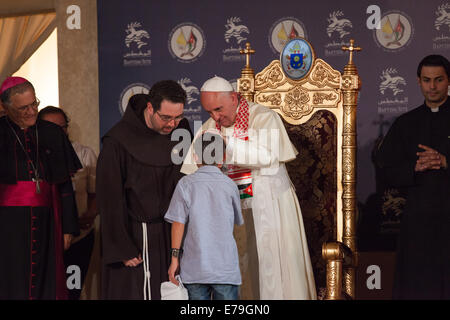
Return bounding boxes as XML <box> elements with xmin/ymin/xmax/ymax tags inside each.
<box><xmin>193</xmin><ymin>132</ymin><xmax>226</xmax><ymax>165</ymax></box>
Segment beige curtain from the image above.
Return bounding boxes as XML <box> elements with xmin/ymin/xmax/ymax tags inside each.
<box><xmin>0</xmin><ymin>11</ymin><xmax>56</xmax><ymax>83</ymax></box>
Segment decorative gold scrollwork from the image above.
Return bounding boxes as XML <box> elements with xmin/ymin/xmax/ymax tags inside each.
<box><xmin>236</xmin><ymin>40</ymin><xmax>362</xmax><ymax>300</ymax></box>
<box><xmin>313</xmin><ymin>92</ymin><xmax>337</xmax><ymax>105</ymax></box>
<box><xmin>343</xmin><ymin>123</ymin><xmax>352</xmax><ymax>134</ymax></box>
<box><xmin>281</xmin><ymin>86</ymin><xmax>312</xmax><ymax>120</ymax></box>
<box><xmin>341</xmin><ymin>75</ymin><xmax>361</xmax><ymax>91</ymax></box>
<box><xmin>257</xmin><ymin>93</ymin><xmax>282</xmax><ymax>106</ymax></box>
<box><xmin>341</xmin><ymin>75</ymin><xmax>354</xmax><ymax>89</ymax></box>
<box><xmin>342</xmin><ymin>149</ymin><xmax>353</xmax><ymax>175</ymax></box>
<box><xmin>239</xmin><ymin>79</ymin><xmax>251</xmax><ymax>92</ymax></box>
<box><xmin>255</xmin><ymin>61</ymin><xmax>285</xmax><ymax>90</ymax></box>
<box><xmin>310</xmin><ymin>60</ymin><xmax>341</xmax><ymax>88</ymax></box>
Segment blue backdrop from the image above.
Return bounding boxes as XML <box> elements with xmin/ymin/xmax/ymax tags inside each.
<box><xmin>97</xmin><ymin>0</ymin><xmax>450</xmax><ymax>208</ymax></box>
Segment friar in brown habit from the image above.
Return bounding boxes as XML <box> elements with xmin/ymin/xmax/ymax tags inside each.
<box><xmin>97</xmin><ymin>80</ymin><xmax>192</xmax><ymax>299</ymax></box>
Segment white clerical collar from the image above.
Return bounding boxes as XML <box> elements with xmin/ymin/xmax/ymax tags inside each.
<box><xmin>431</xmin><ymin>107</ymin><xmax>439</xmax><ymax>113</ymax></box>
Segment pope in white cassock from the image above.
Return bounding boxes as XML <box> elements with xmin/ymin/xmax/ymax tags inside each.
<box><xmin>181</xmin><ymin>76</ymin><xmax>317</xmax><ymax>300</ymax></box>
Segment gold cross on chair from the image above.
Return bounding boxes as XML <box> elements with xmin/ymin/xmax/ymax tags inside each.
<box><xmin>240</xmin><ymin>42</ymin><xmax>255</xmax><ymax>69</ymax></box>
<box><xmin>341</xmin><ymin>39</ymin><xmax>361</xmax><ymax>65</ymax></box>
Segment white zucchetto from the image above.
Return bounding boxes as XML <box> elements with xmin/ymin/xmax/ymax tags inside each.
<box><xmin>200</xmin><ymin>76</ymin><xmax>234</xmax><ymax>92</ymax></box>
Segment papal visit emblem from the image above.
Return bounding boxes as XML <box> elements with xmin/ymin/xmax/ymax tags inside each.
<box><xmin>169</xmin><ymin>23</ymin><xmax>206</xmax><ymax>63</ymax></box>
<box><xmin>269</xmin><ymin>17</ymin><xmax>306</xmax><ymax>54</ymax></box>
<box><xmin>374</xmin><ymin>11</ymin><xmax>413</xmax><ymax>52</ymax></box>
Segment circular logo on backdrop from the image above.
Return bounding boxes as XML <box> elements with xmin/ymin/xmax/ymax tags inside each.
<box><xmin>168</xmin><ymin>23</ymin><xmax>206</xmax><ymax>63</ymax></box>
<box><xmin>269</xmin><ymin>17</ymin><xmax>307</xmax><ymax>54</ymax></box>
<box><xmin>118</xmin><ymin>83</ymin><xmax>151</xmax><ymax>115</ymax></box>
<box><xmin>280</xmin><ymin>38</ymin><xmax>315</xmax><ymax>80</ymax></box>
<box><xmin>374</xmin><ymin>11</ymin><xmax>414</xmax><ymax>52</ymax></box>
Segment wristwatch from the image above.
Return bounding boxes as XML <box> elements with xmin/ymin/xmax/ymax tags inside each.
<box><xmin>170</xmin><ymin>248</ymin><xmax>182</xmax><ymax>258</ymax></box>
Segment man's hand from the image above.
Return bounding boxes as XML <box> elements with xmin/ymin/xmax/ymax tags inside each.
<box><xmin>415</xmin><ymin>144</ymin><xmax>448</xmax><ymax>172</ymax></box>
<box><xmin>168</xmin><ymin>259</ymin><xmax>180</xmax><ymax>285</ymax></box>
<box><xmin>64</xmin><ymin>234</ymin><xmax>73</xmax><ymax>251</ymax></box>
<box><xmin>123</xmin><ymin>255</ymin><xmax>143</xmax><ymax>267</ymax></box>
<box><xmin>79</xmin><ymin>210</ymin><xmax>97</xmax><ymax>230</ymax></box>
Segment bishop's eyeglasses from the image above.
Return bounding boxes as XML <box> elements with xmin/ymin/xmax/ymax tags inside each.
<box><xmin>16</xmin><ymin>98</ymin><xmax>40</xmax><ymax>113</ymax></box>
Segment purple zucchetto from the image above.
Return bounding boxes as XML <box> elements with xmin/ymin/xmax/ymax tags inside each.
<box><xmin>0</xmin><ymin>76</ymin><xmax>29</xmax><ymax>95</ymax></box>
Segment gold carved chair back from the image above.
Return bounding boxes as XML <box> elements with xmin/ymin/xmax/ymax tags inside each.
<box><xmin>237</xmin><ymin>39</ymin><xmax>361</xmax><ymax>299</ymax></box>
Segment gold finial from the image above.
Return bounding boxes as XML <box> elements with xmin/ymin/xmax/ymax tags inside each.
<box><xmin>341</xmin><ymin>39</ymin><xmax>361</xmax><ymax>65</ymax></box>
<box><xmin>240</xmin><ymin>42</ymin><xmax>255</xmax><ymax>68</ymax></box>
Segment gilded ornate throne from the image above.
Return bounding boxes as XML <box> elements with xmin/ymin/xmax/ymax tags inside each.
<box><xmin>237</xmin><ymin>39</ymin><xmax>361</xmax><ymax>300</ymax></box>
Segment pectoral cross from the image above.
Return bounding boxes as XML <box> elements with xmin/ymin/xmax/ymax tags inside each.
<box><xmin>32</xmin><ymin>172</ymin><xmax>41</xmax><ymax>194</ymax></box>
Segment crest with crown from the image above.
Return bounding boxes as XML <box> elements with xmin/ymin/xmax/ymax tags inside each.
<box><xmin>280</xmin><ymin>38</ymin><xmax>315</xmax><ymax>80</ymax></box>
<box><xmin>285</xmin><ymin>40</ymin><xmax>308</xmax><ymax>71</ymax></box>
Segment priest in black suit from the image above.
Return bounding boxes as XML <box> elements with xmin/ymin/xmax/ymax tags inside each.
<box><xmin>376</xmin><ymin>55</ymin><xmax>450</xmax><ymax>299</ymax></box>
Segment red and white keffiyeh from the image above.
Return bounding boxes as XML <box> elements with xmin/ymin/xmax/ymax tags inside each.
<box><xmin>216</xmin><ymin>96</ymin><xmax>253</xmax><ymax>204</ymax></box>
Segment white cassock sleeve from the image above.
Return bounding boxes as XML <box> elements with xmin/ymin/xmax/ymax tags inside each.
<box><xmin>225</xmin><ymin>104</ymin><xmax>297</xmax><ymax>172</ymax></box>
<box><xmin>180</xmin><ymin>103</ymin><xmax>297</xmax><ymax>175</ymax></box>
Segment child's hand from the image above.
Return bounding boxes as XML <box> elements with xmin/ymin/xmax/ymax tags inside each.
<box><xmin>168</xmin><ymin>260</ymin><xmax>180</xmax><ymax>285</ymax></box>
